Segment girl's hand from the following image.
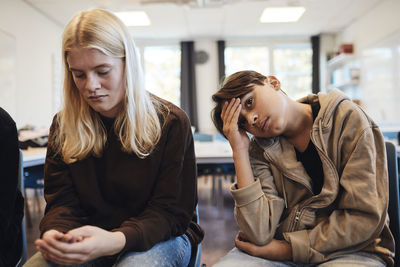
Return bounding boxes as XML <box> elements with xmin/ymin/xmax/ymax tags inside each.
<box><xmin>221</xmin><ymin>98</ymin><xmax>250</xmax><ymax>153</ymax></box>
<box><xmin>35</xmin><ymin>226</ymin><xmax>126</xmax><ymax>265</ymax></box>
<box><xmin>36</xmin><ymin>229</ymin><xmax>80</xmax><ymax>265</ymax></box>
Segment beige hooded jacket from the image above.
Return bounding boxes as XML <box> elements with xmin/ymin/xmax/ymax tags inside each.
<box><xmin>230</xmin><ymin>89</ymin><xmax>395</xmax><ymax>266</ymax></box>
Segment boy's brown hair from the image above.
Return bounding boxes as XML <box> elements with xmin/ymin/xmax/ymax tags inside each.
<box><xmin>211</xmin><ymin>70</ymin><xmax>267</xmax><ymax>137</ymax></box>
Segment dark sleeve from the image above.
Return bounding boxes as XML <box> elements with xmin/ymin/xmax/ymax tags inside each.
<box><xmin>39</xmin><ymin>116</ymin><xmax>88</xmax><ymax>235</ymax></box>
<box><xmin>0</xmin><ymin>108</ymin><xmax>23</xmax><ymax>266</ymax></box>
<box><xmin>114</xmin><ymin>110</ymin><xmax>198</xmax><ymax>252</ymax></box>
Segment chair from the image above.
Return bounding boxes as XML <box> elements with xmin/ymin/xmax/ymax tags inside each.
<box><xmin>193</xmin><ymin>132</ymin><xmax>213</xmax><ymax>142</ymax></box>
<box><xmin>24</xmin><ymin>163</ymin><xmax>44</xmax><ymax>227</ymax></box>
<box><xmin>382</xmin><ymin>131</ymin><xmax>399</xmax><ymax>141</ymax></box>
<box><xmin>385</xmin><ymin>141</ymin><xmax>400</xmax><ymax>266</ymax></box>
<box><xmin>187</xmin><ymin>204</ymin><xmax>202</xmax><ymax>267</ymax></box>
<box><xmin>16</xmin><ymin>150</ymin><xmax>27</xmax><ymax>267</ymax></box>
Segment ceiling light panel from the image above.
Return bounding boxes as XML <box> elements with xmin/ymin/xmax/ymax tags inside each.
<box><xmin>260</xmin><ymin>7</ymin><xmax>306</xmax><ymax>23</ymax></box>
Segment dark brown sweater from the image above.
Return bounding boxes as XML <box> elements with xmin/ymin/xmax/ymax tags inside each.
<box><xmin>39</xmin><ymin>101</ymin><xmax>203</xmax><ymax>253</ymax></box>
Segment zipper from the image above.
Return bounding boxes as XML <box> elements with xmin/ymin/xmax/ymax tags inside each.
<box><xmin>292</xmin><ymin>210</ymin><xmax>301</xmax><ymax>231</ymax></box>
<box><xmin>295</xmin><ymin>211</ymin><xmax>301</xmax><ymax>222</ymax></box>
<box><xmin>289</xmin><ymin>208</ymin><xmax>303</xmax><ymax>232</ymax></box>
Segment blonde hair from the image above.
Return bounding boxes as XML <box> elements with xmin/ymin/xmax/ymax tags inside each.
<box><xmin>55</xmin><ymin>9</ymin><xmax>166</xmax><ymax>163</ymax></box>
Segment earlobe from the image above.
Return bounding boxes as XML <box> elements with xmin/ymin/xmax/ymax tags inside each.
<box><xmin>267</xmin><ymin>75</ymin><xmax>281</xmax><ymax>91</ymax></box>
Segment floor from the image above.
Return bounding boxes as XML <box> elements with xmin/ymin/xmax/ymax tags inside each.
<box><xmin>25</xmin><ymin>175</ymin><xmax>239</xmax><ymax>266</ymax></box>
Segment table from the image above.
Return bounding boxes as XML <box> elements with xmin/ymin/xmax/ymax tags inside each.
<box><xmin>195</xmin><ymin>141</ymin><xmax>234</xmax><ymax>217</ymax></box>
<box><xmin>21</xmin><ymin>142</ymin><xmax>399</xmax><ymax>168</ymax></box>
<box><xmin>21</xmin><ymin>142</ymin><xmax>234</xmax><ymax>165</ymax></box>
<box><xmin>194</xmin><ymin>141</ymin><xmax>233</xmax><ymax>164</ymax></box>
<box><xmin>22</xmin><ymin>147</ymin><xmax>46</xmax><ymax>167</ymax></box>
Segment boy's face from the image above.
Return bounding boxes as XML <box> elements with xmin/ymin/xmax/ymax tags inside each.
<box><xmin>238</xmin><ymin>83</ymin><xmax>288</xmax><ymax>138</ymax></box>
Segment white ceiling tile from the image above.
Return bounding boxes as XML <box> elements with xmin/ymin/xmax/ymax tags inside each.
<box><xmin>21</xmin><ymin>0</ymin><xmax>383</xmax><ymax>39</ymax></box>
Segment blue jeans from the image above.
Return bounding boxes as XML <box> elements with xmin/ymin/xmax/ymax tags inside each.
<box><xmin>115</xmin><ymin>234</ymin><xmax>191</xmax><ymax>267</ymax></box>
<box><xmin>212</xmin><ymin>247</ymin><xmax>386</xmax><ymax>267</ymax></box>
<box><xmin>23</xmin><ymin>234</ymin><xmax>191</xmax><ymax>267</ymax></box>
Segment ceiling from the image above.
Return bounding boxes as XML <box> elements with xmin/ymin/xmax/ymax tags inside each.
<box><xmin>23</xmin><ymin>0</ymin><xmax>382</xmax><ymax>40</ymax></box>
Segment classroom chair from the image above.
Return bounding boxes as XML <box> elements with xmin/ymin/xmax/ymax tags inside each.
<box><xmin>385</xmin><ymin>141</ymin><xmax>400</xmax><ymax>266</ymax></box>
<box><xmin>23</xmin><ymin>163</ymin><xmax>44</xmax><ymax>227</ymax></box>
<box><xmin>187</xmin><ymin>204</ymin><xmax>203</xmax><ymax>267</ymax></box>
<box><xmin>16</xmin><ymin>150</ymin><xmax>27</xmax><ymax>267</ymax></box>
<box><xmin>193</xmin><ymin>132</ymin><xmax>213</xmax><ymax>142</ymax></box>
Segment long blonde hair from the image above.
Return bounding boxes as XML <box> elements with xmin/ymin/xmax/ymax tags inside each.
<box><xmin>55</xmin><ymin>9</ymin><xmax>166</xmax><ymax>163</ymax></box>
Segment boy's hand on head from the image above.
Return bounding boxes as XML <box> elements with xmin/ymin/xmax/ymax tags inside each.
<box><xmin>221</xmin><ymin>98</ymin><xmax>250</xmax><ymax>153</ymax></box>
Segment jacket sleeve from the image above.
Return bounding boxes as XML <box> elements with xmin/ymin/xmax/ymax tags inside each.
<box><xmin>284</xmin><ymin>110</ymin><xmax>389</xmax><ymax>263</ymax></box>
<box><xmin>230</xmin><ymin>142</ymin><xmax>285</xmax><ymax>245</ymax></box>
<box><xmin>39</xmin><ymin>117</ymin><xmax>88</xmax><ymax>235</ymax></box>
<box><xmin>114</xmin><ymin>111</ymin><xmax>198</xmax><ymax>252</ymax></box>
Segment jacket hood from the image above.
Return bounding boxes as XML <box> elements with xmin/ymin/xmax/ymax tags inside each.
<box><xmin>298</xmin><ymin>89</ymin><xmax>350</xmax><ymax>131</ymax></box>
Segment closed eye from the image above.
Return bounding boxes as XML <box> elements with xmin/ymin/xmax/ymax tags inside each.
<box><xmin>98</xmin><ymin>70</ymin><xmax>110</xmax><ymax>76</ymax></box>
<box><xmin>72</xmin><ymin>72</ymin><xmax>85</xmax><ymax>79</ymax></box>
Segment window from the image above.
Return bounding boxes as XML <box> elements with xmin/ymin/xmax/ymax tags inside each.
<box><xmin>273</xmin><ymin>43</ymin><xmax>312</xmax><ymax>99</ymax></box>
<box><xmin>142</xmin><ymin>45</ymin><xmax>181</xmax><ymax>107</ymax></box>
<box><xmin>225</xmin><ymin>41</ymin><xmax>312</xmax><ymax>99</ymax></box>
<box><xmin>225</xmin><ymin>46</ymin><xmax>269</xmax><ymax>76</ymax></box>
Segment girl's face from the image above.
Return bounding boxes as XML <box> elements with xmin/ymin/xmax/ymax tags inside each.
<box><xmin>239</xmin><ymin>83</ymin><xmax>288</xmax><ymax>138</ymax></box>
<box><xmin>67</xmin><ymin>47</ymin><xmax>125</xmax><ymax>118</ymax></box>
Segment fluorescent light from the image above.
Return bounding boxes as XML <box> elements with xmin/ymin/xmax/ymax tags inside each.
<box><xmin>260</xmin><ymin>7</ymin><xmax>305</xmax><ymax>23</ymax></box>
<box><xmin>114</xmin><ymin>11</ymin><xmax>151</xmax><ymax>26</ymax></box>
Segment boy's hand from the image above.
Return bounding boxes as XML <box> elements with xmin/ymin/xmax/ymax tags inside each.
<box><xmin>235</xmin><ymin>231</ymin><xmax>292</xmax><ymax>261</ymax></box>
<box><xmin>221</xmin><ymin>98</ymin><xmax>250</xmax><ymax>153</ymax></box>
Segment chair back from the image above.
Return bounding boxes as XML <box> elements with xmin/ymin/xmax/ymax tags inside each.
<box><xmin>385</xmin><ymin>141</ymin><xmax>400</xmax><ymax>265</ymax></box>
<box><xmin>16</xmin><ymin>150</ymin><xmax>27</xmax><ymax>267</ymax></box>
<box><xmin>187</xmin><ymin>204</ymin><xmax>202</xmax><ymax>267</ymax></box>
<box><xmin>194</xmin><ymin>133</ymin><xmax>213</xmax><ymax>142</ymax></box>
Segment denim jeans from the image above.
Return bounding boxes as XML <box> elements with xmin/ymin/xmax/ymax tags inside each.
<box><xmin>212</xmin><ymin>247</ymin><xmax>386</xmax><ymax>267</ymax></box>
<box><xmin>115</xmin><ymin>234</ymin><xmax>191</xmax><ymax>267</ymax></box>
<box><xmin>23</xmin><ymin>234</ymin><xmax>191</xmax><ymax>267</ymax></box>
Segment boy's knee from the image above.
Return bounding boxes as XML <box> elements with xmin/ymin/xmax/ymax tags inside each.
<box><xmin>23</xmin><ymin>252</ymin><xmax>51</xmax><ymax>267</ymax></box>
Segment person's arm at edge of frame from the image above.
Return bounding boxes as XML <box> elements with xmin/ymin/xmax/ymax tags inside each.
<box><xmin>0</xmin><ymin>108</ymin><xmax>22</xmax><ymax>266</ymax></box>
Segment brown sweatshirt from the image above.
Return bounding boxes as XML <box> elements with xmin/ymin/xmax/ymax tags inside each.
<box><xmin>39</xmin><ymin>101</ymin><xmax>203</xmax><ymax>253</ymax></box>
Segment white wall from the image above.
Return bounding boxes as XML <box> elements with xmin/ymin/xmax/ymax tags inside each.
<box><xmin>335</xmin><ymin>0</ymin><xmax>400</xmax><ymax>123</ymax></box>
<box><xmin>0</xmin><ymin>0</ymin><xmax>62</xmax><ymax>128</ymax></box>
<box><xmin>194</xmin><ymin>40</ymin><xmax>219</xmax><ymax>134</ymax></box>
<box><xmin>336</xmin><ymin>0</ymin><xmax>400</xmax><ymax>52</ymax></box>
